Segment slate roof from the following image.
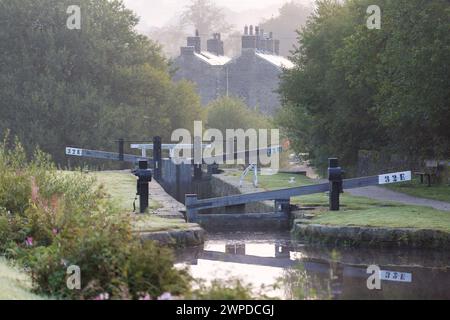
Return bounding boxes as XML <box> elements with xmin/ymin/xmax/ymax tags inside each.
<box><xmin>255</xmin><ymin>52</ymin><xmax>295</xmax><ymax>69</ymax></box>
<box><xmin>194</xmin><ymin>51</ymin><xmax>232</xmax><ymax>66</ymax></box>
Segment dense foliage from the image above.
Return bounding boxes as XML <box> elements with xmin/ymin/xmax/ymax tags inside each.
<box><xmin>0</xmin><ymin>135</ymin><xmax>190</xmax><ymax>299</ymax></box>
<box><xmin>0</xmin><ymin>0</ymin><xmax>202</xmax><ymax>164</ymax></box>
<box><xmin>206</xmin><ymin>96</ymin><xmax>272</xmax><ymax>132</ymax></box>
<box><xmin>278</xmin><ymin>0</ymin><xmax>450</xmax><ymax>174</ymax></box>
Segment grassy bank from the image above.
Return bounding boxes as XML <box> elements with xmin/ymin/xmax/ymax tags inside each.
<box><xmin>90</xmin><ymin>171</ymin><xmax>190</xmax><ymax>232</ymax></box>
<box><xmin>311</xmin><ymin>206</ymin><xmax>450</xmax><ymax>233</ymax></box>
<box><xmin>241</xmin><ymin>172</ymin><xmax>450</xmax><ymax>232</ymax></box>
<box><xmin>134</xmin><ymin>215</ymin><xmax>198</xmax><ymax>233</ymax></box>
<box><xmin>385</xmin><ymin>178</ymin><xmax>450</xmax><ymax>203</ymax></box>
<box><xmin>64</xmin><ymin>170</ymin><xmax>198</xmax><ymax>232</ymax></box>
<box><xmin>91</xmin><ymin>171</ymin><xmax>163</xmax><ymax>212</ymax></box>
<box><xmin>0</xmin><ymin>258</ymin><xmax>46</xmax><ymax>300</ymax></box>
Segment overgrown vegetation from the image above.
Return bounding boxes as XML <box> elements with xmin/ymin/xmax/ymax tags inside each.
<box><xmin>278</xmin><ymin>0</ymin><xmax>450</xmax><ymax>174</ymax></box>
<box><xmin>188</xmin><ymin>279</ymin><xmax>256</xmax><ymax>300</ymax></box>
<box><xmin>0</xmin><ymin>136</ymin><xmax>190</xmax><ymax>299</ymax></box>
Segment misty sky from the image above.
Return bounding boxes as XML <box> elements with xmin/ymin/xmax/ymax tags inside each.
<box><xmin>123</xmin><ymin>0</ymin><xmax>303</xmax><ymax>30</ymax></box>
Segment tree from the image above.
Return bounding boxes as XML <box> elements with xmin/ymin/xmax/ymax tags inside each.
<box><xmin>0</xmin><ymin>0</ymin><xmax>203</xmax><ymax>164</ymax></box>
<box><xmin>206</xmin><ymin>97</ymin><xmax>271</xmax><ymax>132</ymax></box>
<box><xmin>278</xmin><ymin>0</ymin><xmax>450</xmax><ymax>174</ymax></box>
<box><xmin>180</xmin><ymin>0</ymin><xmax>232</xmax><ymax>36</ymax></box>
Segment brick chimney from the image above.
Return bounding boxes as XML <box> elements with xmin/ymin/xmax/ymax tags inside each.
<box><xmin>187</xmin><ymin>30</ymin><xmax>201</xmax><ymax>53</ymax></box>
<box><xmin>180</xmin><ymin>46</ymin><xmax>195</xmax><ymax>56</ymax></box>
<box><xmin>207</xmin><ymin>33</ymin><xmax>224</xmax><ymax>56</ymax></box>
<box><xmin>242</xmin><ymin>25</ymin><xmax>257</xmax><ymax>51</ymax></box>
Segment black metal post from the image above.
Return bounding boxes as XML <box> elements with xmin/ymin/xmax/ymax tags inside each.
<box><xmin>118</xmin><ymin>138</ymin><xmax>124</xmax><ymax>162</ymax></box>
<box><xmin>275</xmin><ymin>199</ymin><xmax>291</xmax><ymax>217</ymax></box>
<box><xmin>138</xmin><ymin>160</ymin><xmax>149</xmax><ymax>214</ymax></box>
<box><xmin>153</xmin><ymin>136</ymin><xmax>162</xmax><ymax>182</ymax></box>
<box><xmin>118</xmin><ymin>138</ymin><xmax>125</xmax><ymax>170</ymax></box>
<box><xmin>193</xmin><ymin>136</ymin><xmax>202</xmax><ymax>181</ymax></box>
<box><xmin>328</xmin><ymin>158</ymin><xmax>342</xmax><ymax>211</ymax></box>
<box><xmin>194</xmin><ymin>165</ymin><xmax>203</xmax><ymax>181</ymax></box>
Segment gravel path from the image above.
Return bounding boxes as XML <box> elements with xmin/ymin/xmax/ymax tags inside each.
<box><xmin>347</xmin><ymin>186</ymin><xmax>450</xmax><ymax>212</ymax></box>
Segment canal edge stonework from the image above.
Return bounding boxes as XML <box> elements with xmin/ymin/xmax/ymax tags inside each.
<box><xmin>139</xmin><ymin>226</ymin><xmax>206</xmax><ymax>247</ymax></box>
<box><xmin>292</xmin><ymin>222</ymin><xmax>450</xmax><ymax>248</ymax></box>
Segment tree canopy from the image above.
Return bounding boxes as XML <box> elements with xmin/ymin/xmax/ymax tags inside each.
<box><xmin>278</xmin><ymin>0</ymin><xmax>450</xmax><ymax>174</ymax></box>
<box><xmin>206</xmin><ymin>96</ymin><xmax>272</xmax><ymax>132</ymax></box>
<box><xmin>0</xmin><ymin>0</ymin><xmax>202</xmax><ymax>164</ymax></box>
<box><xmin>180</xmin><ymin>0</ymin><xmax>232</xmax><ymax>36</ymax></box>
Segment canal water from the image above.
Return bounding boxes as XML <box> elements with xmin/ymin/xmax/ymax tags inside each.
<box><xmin>175</xmin><ymin>232</ymin><xmax>450</xmax><ymax>300</ymax></box>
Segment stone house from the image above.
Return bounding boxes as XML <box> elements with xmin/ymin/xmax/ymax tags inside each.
<box><xmin>173</xmin><ymin>26</ymin><xmax>294</xmax><ymax>115</ymax></box>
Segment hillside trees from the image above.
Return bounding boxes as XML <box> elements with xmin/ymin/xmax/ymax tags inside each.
<box><xmin>0</xmin><ymin>0</ymin><xmax>202</xmax><ymax>164</ymax></box>
<box><xmin>278</xmin><ymin>0</ymin><xmax>450</xmax><ymax>173</ymax></box>
<box><xmin>206</xmin><ymin>96</ymin><xmax>272</xmax><ymax>132</ymax></box>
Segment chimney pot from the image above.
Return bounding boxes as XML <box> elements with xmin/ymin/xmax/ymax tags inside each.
<box><xmin>249</xmin><ymin>25</ymin><xmax>253</xmax><ymax>35</ymax></box>
<box><xmin>187</xmin><ymin>34</ymin><xmax>201</xmax><ymax>53</ymax></box>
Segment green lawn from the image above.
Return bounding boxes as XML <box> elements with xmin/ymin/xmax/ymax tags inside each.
<box><xmin>91</xmin><ymin>171</ymin><xmax>162</xmax><ymax>212</ymax></box>
<box><xmin>255</xmin><ymin>172</ymin><xmax>314</xmax><ymax>190</ymax></box>
<box><xmin>0</xmin><ymin>258</ymin><xmax>46</xmax><ymax>300</ymax></box>
<box><xmin>91</xmin><ymin>171</ymin><xmax>189</xmax><ymax>232</ymax></box>
<box><xmin>311</xmin><ymin>206</ymin><xmax>450</xmax><ymax>233</ymax></box>
<box><xmin>240</xmin><ymin>172</ymin><xmax>450</xmax><ymax>232</ymax></box>
<box><xmin>242</xmin><ymin>171</ymin><xmax>388</xmax><ymax>209</ymax></box>
<box><xmin>386</xmin><ymin>178</ymin><xmax>450</xmax><ymax>203</ymax></box>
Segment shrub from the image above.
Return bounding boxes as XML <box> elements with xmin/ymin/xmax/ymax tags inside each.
<box><xmin>188</xmin><ymin>278</ymin><xmax>259</xmax><ymax>300</ymax></box>
<box><xmin>0</xmin><ymin>136</ymin><xmax>190</xmax><ymax>300</ymax></box>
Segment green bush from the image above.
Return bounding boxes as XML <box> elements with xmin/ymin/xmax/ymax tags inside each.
<box><xmin>0</xmin><ymin>136</ymin><xmax>190</xmax><ymax>300</ymax></box>
<box><xmin>188</xmin><ymin>278</ymin><xmax>265</xmax><ymax>300</ymax></box>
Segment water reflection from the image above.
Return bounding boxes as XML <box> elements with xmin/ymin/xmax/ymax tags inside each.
<box><xmin>176</xmin><ymin>232</ymin><xmax>450</xmax><ymax>300</ymax></box>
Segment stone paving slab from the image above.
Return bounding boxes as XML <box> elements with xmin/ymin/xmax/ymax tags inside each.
<box><xmin>149</xmin><ymin>180</ymin><xmax>185</xmax><ymax>219</ymax></box>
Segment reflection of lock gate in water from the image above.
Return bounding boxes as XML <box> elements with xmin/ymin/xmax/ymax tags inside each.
<box><xmin>178</xmin><ymin>241</ymin><xmax>450</xmax><ymax>300</ymax></box>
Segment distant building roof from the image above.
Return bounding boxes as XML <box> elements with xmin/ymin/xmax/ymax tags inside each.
<box><xmin>255</xmin><ymin>52</ymin><xmax>295</xmax><ymax>69</ymax></box>
<box><xmin>194</xmin><ymin>51</ymin><xmax>232</xmax><ymax>66</ymax></box>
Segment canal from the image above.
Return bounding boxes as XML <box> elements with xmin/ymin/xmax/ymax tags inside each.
<box><xmin>175</xmin><ymin>232</ymin><xmax>450</xmax><ymax>300</ymax></box>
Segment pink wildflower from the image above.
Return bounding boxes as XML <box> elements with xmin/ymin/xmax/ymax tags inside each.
<box><xmin>25</xmin><ymin>237</ymin><xmax>33</xmax><ymax>247</ymax></box>
<box><xmin>94</xmin><ymin>293</ymin><xmax>110</xmax><ymax>300</ymax></box>
<box><xmin>139</xmin><ymin>293</ymin><xmax>152</xmax><ymax>300</ymax></box>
